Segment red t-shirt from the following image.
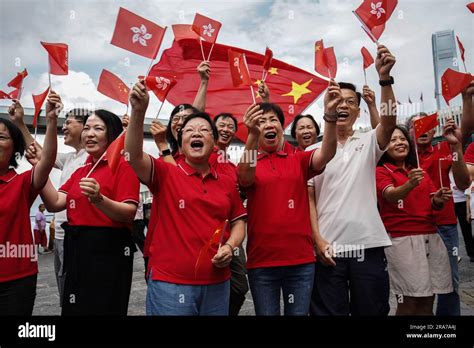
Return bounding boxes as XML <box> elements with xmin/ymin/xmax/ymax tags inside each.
<box><xmin>243</xmin><ymin>142</ymin><xmax>318</xmax><ymax>269</ymax></box>
<box><xmin>59</xmin><ymin>156</ymin><xmax>139</xmax><ymax>228</ymax></box>
<box><xmin>376</xmin><ymin>163</ymin><xmax>438</xmax><ymax>238</ymax></box>
<box><xmin>147</xmin><ymin>157</ymin><xmax>247</xmax><ymax>285</ymax></box>
<box><xmin>418</xmin><ymin>141</ymin><xmax>456</xmax><ymax>225</ymax></box>
<box><xmin>0</xmin><ymin>169</ymin><xmax>39</xmax><ymax>282</ymax></box>
<box><xmin>464</xmin><ymin>142</ymin><xmax>474</xmax><ymax>165</ymax></box>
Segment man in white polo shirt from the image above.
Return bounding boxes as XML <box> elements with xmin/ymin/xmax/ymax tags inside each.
<box><xmin>307</xmin><ymin>45</ymin><xmax>397</xmax><ymax>315</ymax></box>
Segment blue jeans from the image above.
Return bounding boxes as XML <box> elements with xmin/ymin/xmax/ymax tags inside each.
<box><xmin>248</xmin><ymin>263</ymin><xmax>314</xmax><ymax>316</ymax></box>
<box><xmin>436</xmin><ymin>224</ymin><xmax>460</xmax><ymax>316</ymax></box>
<box><xmin>146</xmin><ymin>275</ymin><xmax>230</xmax><ymax>316</ymax></box>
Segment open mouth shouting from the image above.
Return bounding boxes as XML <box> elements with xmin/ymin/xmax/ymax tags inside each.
<box><xmin>337</xmin><ymin>111</ymin><xmax>349</xmax><ymax>120</ymax></box>
<box><xmin>190</xmin><ymin>139</ymin><xmax>204</xmax><ymax>150</ymax></box>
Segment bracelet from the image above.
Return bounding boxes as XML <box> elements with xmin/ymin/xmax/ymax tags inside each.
<box><xmin>323</xmin><ymin>112</ymin><xmax>338</xmax><ymax>123</ymax></box>
<box><xmin>160</xmin><ymin>148</ymin><xmax>171</xmax><ymax>157</ymax></box>
<box><xmin>224</xmin><ymin>242</ymin><xmax>234</xmax><ymax>252</ymax></box>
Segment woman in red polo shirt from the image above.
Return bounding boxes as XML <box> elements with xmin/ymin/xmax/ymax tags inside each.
<box><xmin>237</xmin><ymin>80</ymin><xmax>340</xmax><ymax>316</ymax></box>
<box><xmin>376</xmin><ymin>125</ymin><xmax>453</xmax><ymax>315</ymax></box>
<box><xmin>125</xmin><ymin>80</ymin><xmax>246</xmax><ymax>315</ymax></box>
<box><xmin>38</xmin><ymin>110</ymin><xmax>140</xmax><ymax>315</ymax></box>
<box><xmin>0</xmin><ymin>92</ymin><xmax>59</xmax><ymax>315</ymax></box>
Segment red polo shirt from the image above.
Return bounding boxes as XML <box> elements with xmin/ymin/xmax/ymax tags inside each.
<box><xmin>59</xmin><ymin>155</ymin><xmax>139</xmax><ymax>228</ymax></box>
<box><xmin>243</xmin><ymin>142</ymin><xmax>318</xmax><ymax>269</ymax></box>
<box><xmin>147</xmin><ymin>157</ymin><xmax>246</xmax><ymax>285</ymax></box>
<box><xmin>0</xmin><ymin>169</ymin><xmax>39</xmax><ymax>282</ymax></box>
<box><xmin>464</xmin><ymin>142</ymin><xmax>474</xmax><ymax>165</ymax></box>
<box><xmin>418</xmin><ymin>141</ymin><xmax>456</xmax><ymax>225</ymax></box>
<box><xmin>376</xmin><ymin>163</ymin><xmax>438</xmax><ymax>238</ymax></box>
<box><xmin>210</xmin><ymin>146</ymin><xmax>238</xmax><ymax>181</ymax></box>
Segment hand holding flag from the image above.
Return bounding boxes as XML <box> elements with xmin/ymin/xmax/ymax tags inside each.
<box><xmin>375</xmin><ymin>44</ymin><xmax>396</xmax><ymax>79</ymax></box>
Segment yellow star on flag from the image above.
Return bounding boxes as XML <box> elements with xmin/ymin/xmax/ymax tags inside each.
<box><xmin>268</xmin><ymin>67</ymin><xmax>278</xmax><ymax>75</ymax></box>
<box><xmin>282</xmin><ymin>79</ymin><xmax>313</xmax><ymax>104</ymax></box>
<box><xmin>254</xmin><ymin>79</ymin><xmax>262</xmax><ymax>85</ymax></box>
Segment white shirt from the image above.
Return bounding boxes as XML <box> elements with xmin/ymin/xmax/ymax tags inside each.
<box><xmin>54</xmin><ymin>149</ymin><xmax>88</xmax><ymax>239</ymax></box>
<box><xmin>450</xmin><ymin>170</ymin><xmax>470</xmax><ymax>203</ymax></box>
<box><xmin>307</xmin><ymin>129</ymin><xmax>391</xmax><ymax>250</ymax></box>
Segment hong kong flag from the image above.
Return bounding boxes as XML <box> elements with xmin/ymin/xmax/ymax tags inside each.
<box><xmin>354</xmin><ymin>0</ymin><xmax>397</xmax><ymax>41</ymax></box>
<box><xmin>413</xmin><ymin>113</ymin><xmax>439</xmax><ymax>138</ymax></box>
<box><xmin>228</xmin><ymin>49</ymin><xmax>252</xmax><ymax>87</ymax></box>
<box><xmin>7</xmin><ymin>69</ymin><xmax>28</xmax><ymax>89</ymax></box>
<box><xmin>361</xmin><ymin>46</ymin><xmax>374</xmax><ymax>69</ymax></box>
<box><xmin>139</xmin><ymin>74</ymin><xmax>177</xmax><ymax>102</ymax></box>
<box><xmin>172</xmin><ymin>24</ymin><xmax>200</xmax><ymax>41</ymax></box>
<box><xmin>41</xmin><ymin>42</ymin><xmax>68</xmax><ymax>75</ymax></box>
<box><xmin>111</xmin><ymin>7</ymin><xmax>166</xmax><ymax>59</ymax></box>
<box><xmin>441</xmin><ymin>68</ymin><xmax>473</xmax><ymax>105</ymax></box>
<box><xmin>97</xmin><ymin>69</ymin><xmax>130</xmax><ymax>105</ymax></box>
<box><xmin>32</xmin><ymin>87</ymin><xmax>50</xmax><ymax>128</ymax></box>
<box><xmin>192</xmin><ymin>13</ymin><xmax>222</xmax><ymax>44</ymax></box>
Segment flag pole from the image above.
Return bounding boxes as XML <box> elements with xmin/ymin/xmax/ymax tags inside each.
<box><xmin>462</xmin><ymin>61</ymin><xmax>468</xmax><ymax>73</ymax></box>
<box><xmin>48</xmin><ymin>73</ymin><xmax>52</xmax><ymax>89</ymax></box>
<box><xmin>363</xmin><ymin>69</ymin><xmax>368</xmax><ymax>86</ymax></box>
<box><xmin>250</xmin><ymin>85</ymin><xmax>256</xmax><ymax>104</ymax></box>
<box><xmin>199</xmin><ymin>40</ymin><xmax>206</xmax><ymax>62</ymax></box>
<box><xmin>155</xmin><ymin>100</ymin><xmax>165</xmax><ymax>119</ymax></box>
<box><xmin>207</xmin><ymin>43</ymin><xmax>215</xmax><ymax>61</ymax></box>
<box><xmin>353</xmin><ymin>11</ymin><xmax>379</xmax><ymax>45</ymax></box>
<box><xmin>410</xmin><ymin>127</ymin><xmax>420</xmax><ymax>168</ymax></box>
<box><xmin>439</xmin><ymin>159</ymin><xmax>443</xmax><ymax>188</ymax></box>
<box><xmin>145</xmin><ymin>59</ymin><xmax>155</xmax><ymax>77</ymax></box>
<box><xmin>85</xmin><ymin>129</ymin><xmax>126</xmax><ymax>178</ymax></box>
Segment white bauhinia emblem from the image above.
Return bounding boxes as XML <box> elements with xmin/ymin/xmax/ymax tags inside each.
<box><xmin>370</xmin><ymin>2</ymin><xmax>386</xmax><ymax>19</ymax></box>
<box><xmin>202</xmin><ymin>23</ymin><xmax>215</xmax><ymax>37</ymax></box>
<box><xmin>155</xmin><ymin>77</ymin><xmax>171</xmax><ymax>90</ymax></box>
<box><xmin>131</xmin><ymin>24</ymin><xmax>153</xmax><ymax>47</ymax></box>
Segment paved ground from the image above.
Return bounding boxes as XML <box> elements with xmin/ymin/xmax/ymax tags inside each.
<box><xmin>33</xmin><ymin>229</ymin><xmax>474</xmax><ymax>316</ymax></box>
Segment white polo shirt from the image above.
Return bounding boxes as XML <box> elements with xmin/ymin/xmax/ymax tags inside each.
<box><xmin>307</xmin><ymin>129</ymin><xmax>391</xmax><ymax>250</ymax></box>
<box><xmin>54</xmin><ymin>149</ymin><xmax>88</xmax><ymax>239</ymax></box>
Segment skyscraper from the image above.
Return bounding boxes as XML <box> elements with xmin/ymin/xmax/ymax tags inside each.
<box><xmin>432</xmin><ymin>30</ymin><xmax>459</xmax><ymax>110</ymax></box>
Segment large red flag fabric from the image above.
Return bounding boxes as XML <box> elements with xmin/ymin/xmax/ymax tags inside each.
<box><xmin>456</xmin><ymin>35</ymin><xmax>466</xmax><ymax>63</ymax></box>
<box><xmin>32</xmin><ymin>87</ymin><xmax>50</xmax><ymax>128</ymax></box>
<box><xmin>111</xmin><ymin>7</ymin><xmax>166</xmax><ymax>59</ymax></box>
<box><xmin>41</xmin><ymin>42</ymin><xmax>68</xmax><ymax>75</ymax></box>
<box><xmin>139</xmin><ymin>74</ymin><xmax>177</xmax><ymax>102</ymax></box>
<box><xmin>361</xmin><ymin>46</ymin><xmax>374</xmax><ymax>69</ymax></box>
<box><xmin>228</xmin><ymin>49</ymin><xmax>252</xmax><ymax>87</ymax></box>
<box><xmin>149</xmin><ymin>39</ymin><xmax>328</xmax><ymax>142</ymax></box>
<box><xmin>172</xmin><ymin>24</ymin><xmax>200</xmax><ymax>41</ymax></box>
<box><xmin>104</xmin><ymin>131</ymin><xmax>126</xmax><ymax>173</ymax></box>
<box><xmin>314</xmin><ymin>40</ymin><xmax>337</xmax><ymax>79</ymax></box>
<box><xmin>441</xmin><ymin>68</ymin><xmax>473</xmax><ymax>105</ymax></box>
<box><xmin>192</xmin><ymin>13</ymin><xmax>222</xmax><ymax>44</ymax></box>
<box><xmin>413</xmin><ymin>113</ymin><xmax>439</xmax><ymax>138</ymax></box>
<box><xmin>468</xmin><ymin>2</ymin><xmax>474</xmax><ymax>13</ymax></box>
<box><xmin>7</xmin><ymin>69</ymin><xmax>28</xmax><ymax>89</ymax></box>
<box><xmin>97</xmin><ymin>69</ymin><xmax>130</xmax><ymax>105</ymax></box>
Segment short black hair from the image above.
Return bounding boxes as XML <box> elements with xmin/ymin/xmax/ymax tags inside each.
<box><xmin>338</xmin><ymin>82</ymin><xmax>362</xmax><ymax>106</ymax></box>
<box><xmin>378</xmin><ymin>125</ymin><xmax>418</xmax><ymax>169</ymax></box>
<box><xmin>290</xmin><ymin>114</ymin><xmax>320</xmax><ymax>139</ymax></box>
<box><xmin>0</xmin><ymin>118</ymin><xmax>25</xmax><ymax>168</ymax></box>
<box><xmin>258</xmin><ymin>103</ymin><xmax>285</xmax><ymax>126</ymax></box>
<box><xmin>177</xmin><ymin>112</ymin><xmax>218</xmax><ymax>147</ymax></box>
<box><xmin>65</xmin><ymin>108</ymin><xmax>92</xmax><ymax>124</ymax></box>
<box><xmin>166</xmin><ymin>104</ymin><xmax>199</xmax><ymax>154</ymax></box>
<box><xmin>214</xmin><ymin>113</ymin><xmax>238</xmax><ymax>132</ymax></box>
<box><xmin>405</xmin><ymin>112</ymin><xmax>429</xmax><ymax>129</ymax></box>
<box><xmin>90</xmin><ymin>110</ymin><xmax>123</xmax><ymax>145</ymax></box>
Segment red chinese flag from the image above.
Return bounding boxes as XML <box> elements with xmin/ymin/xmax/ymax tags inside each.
<box><xmin>441</xmin><ymin>68</ymin><xmax>473</xmax><ymax>105</ymax></box>
<box><xmin>41</xmin><ymin>42</ymin><xmax>68</xmax><ymax>75</ymax></box>
<box><xmin>468</xmin><ymin>2</ymin><xmax>474</xmax><ymax>13</ymax></box>
<box><xmin>263</xmin><ymin>47</ymin><xmax>273</xmax><ymax>71</ymax></box>
<box><xmin>324</xmin><ymin>47</ymin><xmax>337</xmax><ymax>79</ymax></box>
<box><xmin>192</xmin><ymin>13</ymin><xmax>222</xmax><ymax>44</ymax></box>
<box><xmin>111</xmin><ymin>7</ymin><xmax>166</xmax><ymax>59</ymax></box>
<box><xmin>97</xmin><ymin>69</ymin><xmax>130</xmax><ymax>105</ymax></box>
<box><xmin>172</xmin><ymin>24</ymin><xmax>200</xmax><ymax>41</ymax></box>
<box><xmin>354</xmin><ymin>0</ymin><xmax>398</xmax><ymax>30</ymax></box>
<box><xmin>361</xmin><ymin>46</ymin><xmax>374</xmax><ymax>69</ymax></box>
<box><xmin>104</xmin><ymin>131</ymin><xmax>125</xmax><ymax>173</ymax></box>
<box><xmin>7</xmin><ymin>69</ymin><xmax>28</xmax><ymax>89</ymax></box>
<box><xmin>456</xmin><ymin>35</ymin><xmax>465</xmax><ymax>63</ymax></box>
<box><xmin>0</xmin><ymin>91</ymin><xmax>11</xmax><ymax>99</ymax></box>
<box><xmin>0</xmin><ymin>89</ymin><xmax>19</xmax><ymax>100</ymax></box>
<box><xmin>314</xmin><ymin>40</ymin><xmax>337</xmax><ymax>79</ymax></box>
<box><xmin>228</xmin><ymin>49</ymin><xmax>252</xmax><ymax>87</ymax></box>
<box><xmin>140</xmin><ymin>75</ymin><xmax>177</xmax><ymax>102</ymax></box>
<box><xmin>32</xmin><ymin>87</ymin><xmax>50</xmax><ymax>128</ymax></box>
<box><xmin>150</xmin><ymin>39</ymin><xmax>327</xmax><ymax>142</ymax></box>
<box><xmin>413</xmin><ymin>113</ymin><xmax>439</xmax><ymax>138</ymax></box>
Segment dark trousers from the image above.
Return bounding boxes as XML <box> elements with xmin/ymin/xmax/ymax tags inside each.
<box><xmin>131</xmin><ymin>219</ymin><xmax>146</xmax><ymax>253</ymax></box>
<box><xmin>0</xmin><ymin>274</ymin><xmax>37</xmax><ymax>315</ymax></box>
<box><xmin>454</xmin><ymin>201</ymin><xmax>474</xmax><ymax>257</ymax></box>
<box><xmin>310</xmin><ymin>247</ymin><xmax>390</xmax><ymax>316</ymax></box>
<box><xmin>229</xmin><ymin>246</ymin><xmax>249</xmax><ymax>316</ymax></box>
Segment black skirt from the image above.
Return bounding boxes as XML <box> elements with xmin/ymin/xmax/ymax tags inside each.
<box><xmin>61</xmin><ymin>224</ymin><xmax>136</xmax><ymax>316</ymax></box>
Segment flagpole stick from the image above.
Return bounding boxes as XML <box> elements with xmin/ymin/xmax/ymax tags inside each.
<box><xmin>145</xmin><ymin>59</ymin><xmax>155</xmax><ymax>77</ymax></box>
<box><xmin>353</xmin><ymin>11</ymin><xmax>379</xmax><ymax>45</ymax></box>
<box><xmin>439</xmin><ymin>159</ymin><xmax>443</xmax><ymax>188</ymax></box>
<box><xmin>207</xmin><ymin>43</ymin><xmax>215</xmax><ymax>61</ymax></box>
<box><xmin>250</xmin><ymin>85</ymin><xmax>256</xmax><ymax>104</ymax></box>
<box><xmin>410</xmin><ymin>128</ymin><xmax>420</xmax><ymax>168</ymax></box>
<box><xmin>463</xmin><ymin>61</ymin><xmax>468</xmax><ymax>73</ymax></box>
<box><xmin>363</xmin><ymin>69</ymin><xmax>368</xmax><ymax>86</ymax></box>
<box><xmin>34</xmin><ymin>125</ymin><xmax>38</xmax><ymax>142</ymax></box>
<box><xmin>155</xmin><ymin>100</ymin><xmax>165</xmax><ymax>119</ymax></box>
<box><xmin>48</xmin><ymin>73</ymin><xmax>52</xmax><ymax>89</ymax></box>
<box><xmin>199</xmin><ymin>40</ymin><xmax>206</xmax><ymax>62</ymax></box>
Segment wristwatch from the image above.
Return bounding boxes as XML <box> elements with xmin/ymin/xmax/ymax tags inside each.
<box><xmin>379</xmin><ymin>76</ymin><xmax>394</xmax><ymax>86</ymax></box>
<box><xmin>160</xmin><ymin>149</ymin><xmax>171</xmax><ymax>157</ymax></box>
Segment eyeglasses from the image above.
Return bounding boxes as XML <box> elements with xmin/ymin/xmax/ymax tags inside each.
<box><xmin>182</xmin><ymin>127</ymin><xmax>212</xmax><ymax>135</ymax></box>
<box><xmin>171</xmin><ymin>115</ymin><xmax>188</xmax><ymax>124</ymax></box>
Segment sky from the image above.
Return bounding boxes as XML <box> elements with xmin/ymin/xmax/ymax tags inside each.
<box><xmin>1</xmin><ymin>0</ymin><xmax>472</xmax><ymax>126</ymax></box>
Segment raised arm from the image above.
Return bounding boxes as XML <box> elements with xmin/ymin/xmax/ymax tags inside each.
<box><xmin>311</xmin><ymin>79</ymin><xmax>340</xmax><ymax>172</ymax></box>
<box><xmin>237</xmin><ymin>104</ymin><xmax>264</xmax><ymax>188</ymax></box>
<box><xmin>8</xmin><ymin>100</ymin><xmax>35</xmax><ymax>147</ymax></box>
<box><xmin>461</xmin><ymin>81</ymin><xmax>474</xmax><ymax>146</ymax></box>
<box><xmin>125</xmin><ymin>80</ymin><xmax>152</xmax><ymax>185</ymax></box>
<box><xmin>374</xmin><ymin>45</ymin><xmax>397</xmax><ymax>149</ymax></box>
<box><xmin>443</xmin><ymin>118</ymin><xmax>471</xmax><ymax>190</ymax></box>
<box><xmin>32</xmin><ymin>92</ymin><xmax>60</xmax><ymax>191</ymax></box>
<box><xmin>362</xmin><ymin>85</ymin><xmax>380</xmax><ymax>129</ymax></box>
<box><xmin>193</xmin><ymin>61</ymin><xmax>210</xmax><ymax>112</ymax></box>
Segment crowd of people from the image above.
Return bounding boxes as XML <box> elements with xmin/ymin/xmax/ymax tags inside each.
<box><xmin>1</xmin><ymin>43</ymin><xmax>474</xmax><ymax>316</ymax></box>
